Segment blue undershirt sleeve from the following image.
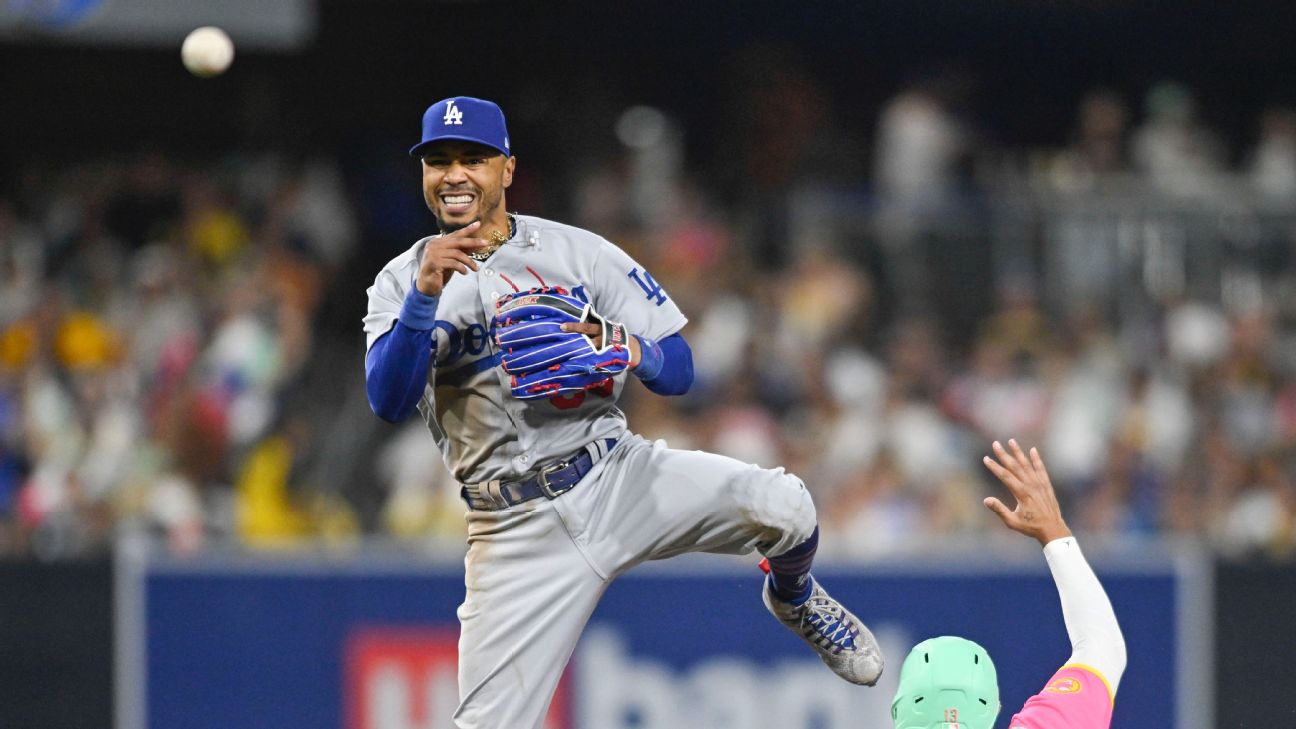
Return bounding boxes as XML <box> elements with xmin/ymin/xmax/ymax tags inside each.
<box><xmin>633</xmin><ymin>332</ymin><xmax>693</xmax><ymax>396</ymax></box>
<box><xmin>365</xmin><ymin>286</ymin><xmax>439</xmax><ymax>422</ymax></box>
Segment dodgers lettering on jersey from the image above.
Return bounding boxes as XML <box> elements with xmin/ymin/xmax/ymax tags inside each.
<box><xmin>1008</xmin><ymin>665</ymin><xmax>1114</xmax><ymax>729</ymax></box>
<box><xmin>363</xmin><ymin>214</ymin><xmax>688</xmax><ymax>484</ymax></box>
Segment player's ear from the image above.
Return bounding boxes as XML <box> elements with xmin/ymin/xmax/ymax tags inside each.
<box><xmin>502</xmin><ymin>155</ymin><xmax>516</xmax><ymax>188</ymax></box>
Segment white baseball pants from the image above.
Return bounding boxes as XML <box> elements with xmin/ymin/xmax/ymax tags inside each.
<box><xmin>452</xmin><ymin>433</ymin><xmax>818</xmax><ymax>729</ymax></box>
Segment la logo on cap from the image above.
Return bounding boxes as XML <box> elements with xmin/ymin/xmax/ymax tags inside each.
<box><xmin>443</xmin><ymin>100</ymin><xmax>464</xmax><ymax>126</ymax></box>
<box><xmin>410</xmin><ymin>96</ymin><xmax>509</xmax><ymax>158</ymax></box>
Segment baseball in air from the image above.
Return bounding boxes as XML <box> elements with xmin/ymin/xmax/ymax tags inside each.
<box><xmin>181</xmin><ymin>26</ymin><xmax>234</xmax><ymax>78</ymax></box>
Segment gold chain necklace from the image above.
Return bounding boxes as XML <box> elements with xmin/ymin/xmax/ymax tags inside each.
<box><xmin>469</xmin><ymin>214</ymin><xmax>516</xmax><ymax>262</ymax></box>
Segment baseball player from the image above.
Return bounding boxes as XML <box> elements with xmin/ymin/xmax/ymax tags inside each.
<box><xmin>891</xmin><ymin>439</ymin><xmax>1128</xmax><ymax>729</ymax></box>
<box><xmin>363</xmin><ymin>96</ymin><xmax>884</xmax><ymax>729</ymax></box>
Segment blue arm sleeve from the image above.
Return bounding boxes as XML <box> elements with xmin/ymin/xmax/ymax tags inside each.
<box><xmin>633</xmin><ymin>332</ymin><xmax>693</xmax><ymax>396</ymax></box>
<box><xmin>365</xmin><ymin>287</ymin><xmax>439</xmax><ymax>422</ymax></box>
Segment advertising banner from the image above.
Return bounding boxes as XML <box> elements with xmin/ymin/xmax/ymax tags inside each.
<box><xmin>118</xmin><ymin>547</ymin><xmax>1208</xmax><ymax>729</ymax></box>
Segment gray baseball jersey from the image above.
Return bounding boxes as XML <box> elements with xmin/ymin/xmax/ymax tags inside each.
<box><xmin>363</xmin><ymin>214</ymin><xmax>688</xmax><ymax>484</ymax></box>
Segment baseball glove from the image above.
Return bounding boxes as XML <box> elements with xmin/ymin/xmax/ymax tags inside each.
<box><xmin>492</xmin><ymin>287</ymin><xmax>631</xmax><ymax>399</ymax></box>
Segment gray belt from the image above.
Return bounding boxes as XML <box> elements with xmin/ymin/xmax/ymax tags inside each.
<box><xmin>460</xmin><ymin>438</ymin><xmax>618</xmax><ymax>511</ymax></box>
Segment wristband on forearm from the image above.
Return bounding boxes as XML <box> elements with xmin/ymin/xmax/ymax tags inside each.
<box><xmin>399</xmin><ymin>282</ymin><xmax>440</xmax><ymax>330</ymax></box>
<box><xmin>632</xmin><ymin>334</ymin><xmax>665</xmax><ymax>381</ymax></box>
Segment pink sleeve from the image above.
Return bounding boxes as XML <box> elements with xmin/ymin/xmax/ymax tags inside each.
<box><xmin>1006</xmin><ymin>665</ymin><xmax>1114</xmax><ymax>729</ymax></box>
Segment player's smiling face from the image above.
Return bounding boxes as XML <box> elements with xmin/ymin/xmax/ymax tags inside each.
<box><xmin>421</xmin><ymin>140</ymin><xmax>516</xmax><ymax>233</ymax></box>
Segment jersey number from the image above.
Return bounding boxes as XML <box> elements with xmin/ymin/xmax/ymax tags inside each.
<box><xmin>628</xmin><ymin>268</ymin><xmax>667</xmax><ymax>306</ymax></box>
<box><xmin>547</xmin><ymin>379</ymin><xmax>614</xmax><ymax>410</ymax></box>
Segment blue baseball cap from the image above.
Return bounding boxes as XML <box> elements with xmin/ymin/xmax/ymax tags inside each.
<box><xmin>409</xmin><ymin>96</ymin><xmax>511</xmax><ymax>158</ymax></box>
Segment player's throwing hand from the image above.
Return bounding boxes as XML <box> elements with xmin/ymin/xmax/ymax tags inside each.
<box><xmin>415</xmin><ymin>220</ymin><xmax>493</xmax><ymax>296</ymax></box>
<box><xmin>981</xmin><ymin>439</ymin><xmax>1072</xmax><ymax>546</ymax></box>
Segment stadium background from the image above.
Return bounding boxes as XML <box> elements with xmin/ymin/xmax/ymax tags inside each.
<box><xmin>2</xmin><ymin>1</ymin><xmax>1295</xmax><ymax>727</ymax></box>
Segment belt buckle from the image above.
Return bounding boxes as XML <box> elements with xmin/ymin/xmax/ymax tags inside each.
<box><xmin>537</xmin><ymin>460</ymin><xmax>570</xmax><ymax>499</ymax></box>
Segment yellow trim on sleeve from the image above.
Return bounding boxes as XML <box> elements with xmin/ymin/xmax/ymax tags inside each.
<box><xmin>1060</xmin><ymin>663</ymin><xmax>1115</xmax><ymax>708</ymax></box>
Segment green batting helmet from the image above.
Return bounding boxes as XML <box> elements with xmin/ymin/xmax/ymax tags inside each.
<box><xmin>891</xmin><ymin>636</ymin><xmax>1000</xmax><ymax>729</ymax></box>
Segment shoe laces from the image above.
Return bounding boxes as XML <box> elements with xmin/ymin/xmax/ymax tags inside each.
<box><xmin>799</xmin><ymin>594</ymin><xmax>858</xmax><ymax>651</ymax></box>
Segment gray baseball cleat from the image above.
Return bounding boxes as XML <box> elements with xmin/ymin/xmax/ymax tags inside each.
<box><xmin>763</xmin><ymin>575</ymin><xmax>885</xmax><ymax>686</ymax></box>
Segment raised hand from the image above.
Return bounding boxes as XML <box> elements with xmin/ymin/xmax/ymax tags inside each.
<box><xmin>981</xmin><ymin>439</ymin><xmax>1072</xmax><ymax>546</ymax></box>
<box><xmin>416</xmin><ymin>221</ymin><xmax>492</xmax><ymax>296</ymax></box>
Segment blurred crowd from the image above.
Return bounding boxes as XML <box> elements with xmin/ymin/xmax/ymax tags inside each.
<box><xmin>0</xmin><ymin>153</ymin><xmax>362</xmax><ymax>558</ymax></box>
<box><xmin>5</xmin><ymin>78</ymin><xmax>1296</xmax><ymax>560</ymax></box>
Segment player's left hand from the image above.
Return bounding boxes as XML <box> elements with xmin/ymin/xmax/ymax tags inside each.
<box><xmin>561</xmin><ymin>321</ymin><xmax>641</xmax><ymax>368</ymax></box>
<box><xmin>492</xmin><ymin>288</ymin><xmax>635</xmax><ymax>399</ymax></box>
<box><xmin>981</xmin><ymin>439</ymin><xmax>1073</xmax><ymax>546</ymax></box>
